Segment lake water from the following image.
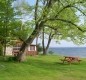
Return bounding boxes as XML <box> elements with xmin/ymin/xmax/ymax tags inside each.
<box><xmin>48</xmin><ymin>47</ymin><xmax>86</xmax><ymax>58</ymax></box>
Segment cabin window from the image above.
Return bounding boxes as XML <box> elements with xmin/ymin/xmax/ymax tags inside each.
<box><xmin>28</xmin><ymin>46</ymin><xmax>36</xmax><ymax>51</ymax></box>
<box><xmin>30</xmin><ymin>46</ymin><xmax>35</xmax><ymax>51</ymax></box>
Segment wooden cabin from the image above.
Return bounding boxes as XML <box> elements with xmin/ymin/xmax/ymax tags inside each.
<box><xmin>12</xmin><ymin>40</ymin><xmax>38</xmax><ymax>56</ymax></box>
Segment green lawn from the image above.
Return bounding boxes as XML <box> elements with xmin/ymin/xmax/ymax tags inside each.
<box><xmin>0</xmin><ymin>55</ymin><xmax>86</xmax><ymax>80</ymax></box>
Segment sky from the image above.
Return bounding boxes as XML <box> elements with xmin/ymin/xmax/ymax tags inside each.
<box><xmin>32</xmin><ymin>38</ymin><xmax>86</xmax><ymax>47</ymax></box>
<box><xmin>25</xmin><ymin>0</ymin><xmax>86</xmax><ymax>47</ymax></box>
<box><xmin>26</xmin><ymin>0</ymin><xmax>36</xmax><ymax>5</ymax></box>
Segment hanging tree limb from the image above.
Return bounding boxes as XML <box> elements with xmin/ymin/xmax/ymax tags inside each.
<box><xmin>47</xmin><ymin>18</ymin><xmax>85</xmax><ymax>32</ymax></box>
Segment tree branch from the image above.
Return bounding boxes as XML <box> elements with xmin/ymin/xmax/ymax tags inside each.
<box><xmin>72</xmin><ymin>6</ymin><xmax>86</xmax><ymax>16</ymax></box>
<box><xmin>35</xmin><ymin>0</ymin><xmax>39</xmax><ymax>21</ymax></box>
<box><xmin>44</xmin><ymin>25</ymin><xmax>58</xmax><ymax>31</ymax></box>
<box><xmin>44</xmin><ymin>25</ymin><xmax>62</xmax><ymax>36</ymax></box>
<box><xmin>48</xmin><ymin>18</ymin><xmax>84</xmax><ymax>32</ymax></box>
<box><xmin>54</xmin><ymin>0</ymin><xmax>86</xmax><ymax>18</ymax></box>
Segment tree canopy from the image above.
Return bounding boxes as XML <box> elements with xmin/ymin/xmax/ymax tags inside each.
<box><xmin>14</xmin><ymin>0</ymin><xmax>86</xmax><ymax>62</ymax></box>
<box><xmin>0</xmin><ymin>0</ymin><xmax>86</xmax><ymax>61</ymax></box>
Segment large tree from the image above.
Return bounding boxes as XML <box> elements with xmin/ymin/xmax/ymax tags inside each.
<box><xmin>15</xmin><ymin>0</ymin><xmax>86</xmax><ymax>62</ymax></box>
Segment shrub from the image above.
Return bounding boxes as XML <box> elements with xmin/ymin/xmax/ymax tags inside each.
<box><xmin>48</xmin><ymin>51</ymin><xmax>54</xmax><ymax>55</ymax></box>
<box><xmin>37</xmin><ymin>43</ymin><xmax>43</xmax><ymax>52</ymax></box>
<box><xmin>7</xmin><ymin>56</ymin><xmax>17</xmax><ymax>61</ymax></box>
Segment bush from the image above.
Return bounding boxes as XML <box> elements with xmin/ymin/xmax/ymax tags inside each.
<box><xmin>37</xmin><ymin>43</ymin><xmax>43</xmax><ymax>52</ymax></box>
<box><xmin>48</xmin><ymin>51</ymin><xmax>54</xmax><ymax>55</ymax></box>
<box><xmin>7</xmin><ymin>56</ymin><xmax>17</xmax><ymax>61</ymax></box>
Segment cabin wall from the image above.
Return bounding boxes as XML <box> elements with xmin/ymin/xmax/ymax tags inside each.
<box><xmin>6</xmin><ymin>47</ymin><xmax>12</xmax><ymax>55</ymax></box>
<box><xmin>26</xmin><ymin>45</ymin><xmax>38</xmax><ymax>56</ymax></box>
<box><xmin>26</xmin><ymin>51</ymin><xmax>38</xmax><ymax>56</ymax></box>
<box><xmin>12</xmin><ymin>44</ymin><xmax>38</xmax><ymax>56</ymax></box>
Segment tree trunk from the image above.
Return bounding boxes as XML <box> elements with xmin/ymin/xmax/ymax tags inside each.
<box><xmin>15</xmin><ymin>0</ymin><xmax>55</xmax><ymax>62</ymax></box>
<box><xmin>42</xmin><ymin>38</ymin><xmax>52</xmax><ymax>55</ymax></box>
<box><xmin>45</xmin><ymin>36</ymin><xmax>52</xmax><ymax>54</ymax></box>
<box><xmin>42</xmin><ymin>26</ymin><xmax>46</xmax><ymax>55</ymax></box>
<box><xmin>16</xmin><ymin>22</ymin><xmax>44</xmax><ymax>62</ymax></box>
<box><xmin>0</xmin><ymin>44</ymin><xmax>3</xmax><ymax>56</ymax></box>
<box><xmin>36</xmin><ymin>35</ymin><xmax>39</xmax><ymax>46</ymax></box>
<box><xmin>42</xmin><ymin>29</ymin><xmax>54</xmax><ymax>55</ymax></box>
<box><xmin>3</xmin><ymin>40</ymin><xmax>6</xmax><ymax>56</ymax></box>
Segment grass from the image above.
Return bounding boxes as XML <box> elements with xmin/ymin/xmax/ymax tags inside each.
<box><xmin>0</xmin><ymin>55</ymin><xmax>86</xmax><ymax>80</ymax></box>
